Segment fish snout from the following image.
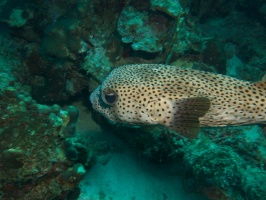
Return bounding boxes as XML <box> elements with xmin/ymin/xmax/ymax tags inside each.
<box><xmin>89</xmin><ymin>86</ymin><xmax>100</xmax><ymax>109</ymax></box>
<box><xmin>89</xmin><ymin>92</ymin><xmax>94</xmax><ymax>105</ymax></box>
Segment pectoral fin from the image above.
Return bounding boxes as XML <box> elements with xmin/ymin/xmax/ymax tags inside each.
<box><xmin>167</xmin><ymin>97</ymin><xmax>210</xmax><ymax>139</ymax></box>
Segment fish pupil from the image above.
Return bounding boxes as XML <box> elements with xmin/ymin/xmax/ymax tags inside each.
<box><xmin>104</xmin><ymin>93</ymin><xmax>117</xmax><ymax>104</ymax></box>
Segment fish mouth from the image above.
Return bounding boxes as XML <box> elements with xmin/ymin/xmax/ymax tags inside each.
<box><xmin>89</xmin><ymin>92</ymin><xmax>94</xmax><ymax>105</ymax></box>
<box><xmin>89</xmin><ymin>86</ymin><xmax>100</xmax><ymax>109</ymax></box>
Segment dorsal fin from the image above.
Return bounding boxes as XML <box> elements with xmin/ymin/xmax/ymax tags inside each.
<box><xmin>262</xmin><ymin>73</ymin><xmax>266</xmax><ymax>81</ymax></box>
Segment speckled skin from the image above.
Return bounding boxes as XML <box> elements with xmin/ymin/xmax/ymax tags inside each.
<box><xmin>90</xmin><ymin>64</ymin><xmax>266</xmax><ymax>138</ymax></box>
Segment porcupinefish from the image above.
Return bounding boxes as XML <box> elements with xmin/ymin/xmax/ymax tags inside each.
<box><xmin>90</xmin><ymin>64</ymin><xmax>266</xmax><ymax>139</ymax></box>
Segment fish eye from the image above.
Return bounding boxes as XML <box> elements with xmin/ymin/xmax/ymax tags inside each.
<box><xmin>102</xmin><ymin>91</ymin><xmax>117</xmax><ymax>105</ymax></box>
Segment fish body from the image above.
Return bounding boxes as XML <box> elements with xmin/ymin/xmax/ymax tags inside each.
<box><xmin>90</xmin><ymin>64</ymin><xmax>266</xmax><ymax>139</ymax></box>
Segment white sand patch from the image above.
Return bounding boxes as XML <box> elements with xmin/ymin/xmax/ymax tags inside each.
<box><xmin>79</xmin><ymin>150</ymin><xmax>206</xmax><ymax>200</ymax></box>
<box><xmin>73</xmin><ymin>101</ymin><xmax>206</xmax><ymax>200</ymax></box>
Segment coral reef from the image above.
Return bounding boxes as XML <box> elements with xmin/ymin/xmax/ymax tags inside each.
<box><xmin>117</xmin><ymin>5</ymin><xmax>174</xmax><ymax>53</ymax></box>
<box><xmin>183</xmin><ymin>125</ymin><xmax>266</xmax><ymax>200</ymax></box>
<box><xmin>0</xmin><ymin>0</ymin><xmax>266</xmax><ymax>199</ymax></box>
<box><xmin>183</xmin><ymin>139</ymin><xmax>244</xmax><ymax>199</ymax></box>
<box><xmin>0</xmin><ymin>0</ymin><xmax>209</xmax><ymax>102</ymax></box>
<box><xmin>92</xmin><ymin>110</ymin><xmax>266</xmax><ymax>200</ymax></box>
<box><xmin>199</xmin><ymin>11</ymin><xmax>266</xmax><ymax>81</ymax></box>
<box><xmin>0</xmin><ymin>86</ymin><xmax>93</xmax><ymax>199</ymax></box>
<box><xmin>82</xmin><ymin>46</ymin><xmax>113</xmax><ymax>82</ymax></box>
<box><xmin>150</xmin><ymin>0</ymin><xmax>183</xmax><ymax>19</ymax></box>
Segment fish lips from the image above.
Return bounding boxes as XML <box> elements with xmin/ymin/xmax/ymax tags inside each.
<box><xmin>89</xmin><ymin>91</ymin><xmax>94</xmax><ymax>105</ymax></box>
<box><xmin>89</xmin><ymin>86</ymin><xmax>100</xmax><ymax>109</ymax></box>
<box><xmin>89</xmin><ymin>86</ymin><xmax>118</xmax><ymax>125</ymax></box>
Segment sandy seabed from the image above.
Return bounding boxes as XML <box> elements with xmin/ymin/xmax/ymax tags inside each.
<box><xmin>74</xmin><ymin>101</ymin><xmax>206</xmax><ymax>200</ymax></box>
